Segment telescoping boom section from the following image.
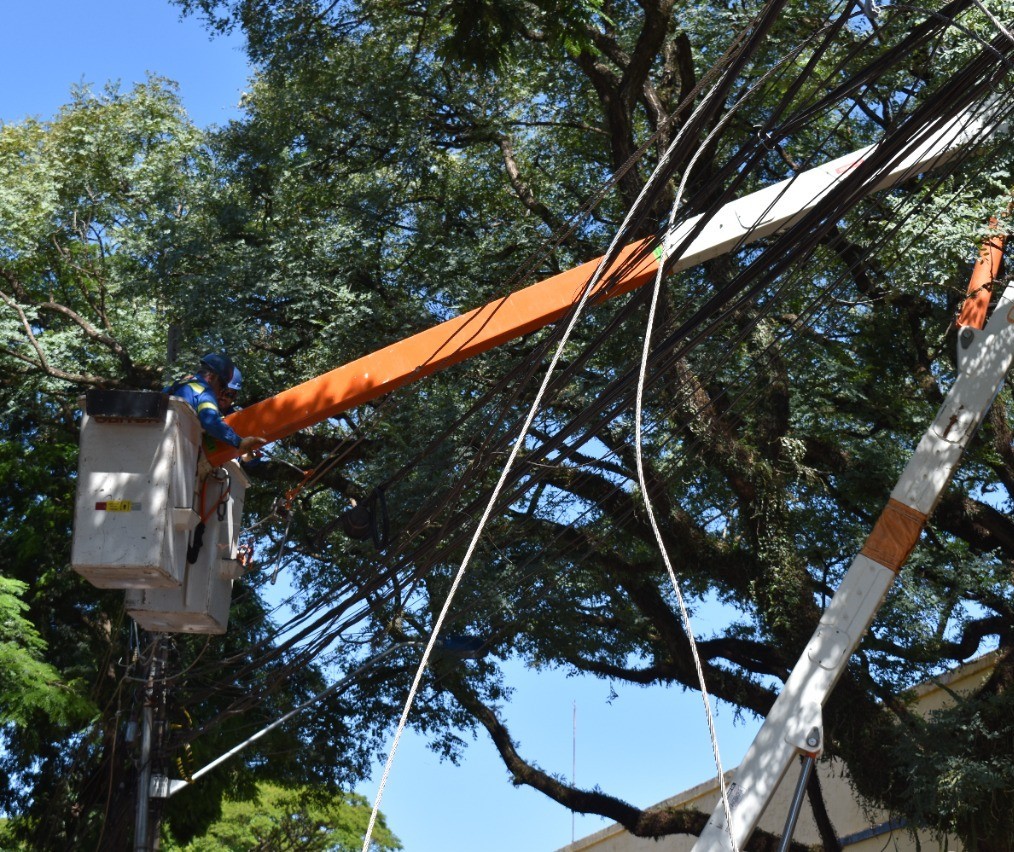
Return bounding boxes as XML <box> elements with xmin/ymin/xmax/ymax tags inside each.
<box><xmin>693</xmin><ymin>234</ymin><xmax>1011</xmax><ymax>850</ymax></box>
<box><xmin>209</xmin><ymin>103</ymin><xmax>999</xmax><ymax>467</ymax></box>
<box><xmin>74</xmin><ymin>99</ymin><xmax>1001</xmax><ymax>661</ymax></box>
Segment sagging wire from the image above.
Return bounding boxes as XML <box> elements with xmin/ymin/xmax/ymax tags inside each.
<box><xmin>628</xmin><ymin>50</ymin><xmax>816</xmax><ymax>849</ymax></box>
<box><xmin>342</xmin><ymin>53</ymin><xmax>1014</xmax><ymax>742</ymax></box>
<box><xmin>191</xmin><ymin>102</ymin><xmax>989</xmax><ymax>734</ymax></box>
<box><xmin>209</xmin><ymin>0</ymin><xmax>861</xmax><ymax>665</ymax></box>
<box><xmin>174</xmin><ymin>139</ymin><xmax>989</xmax><ymax>770</ymax></box>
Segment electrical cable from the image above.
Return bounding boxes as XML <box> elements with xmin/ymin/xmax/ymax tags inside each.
<box><xmin>215</xmin><ymin>0</ymin><xmax>872</xmax><ymax>657</ymax></box>
<box><xmin>357</xmin><ymin>3</ymin><xmax>849</xmax><ymax>846</ymax></box>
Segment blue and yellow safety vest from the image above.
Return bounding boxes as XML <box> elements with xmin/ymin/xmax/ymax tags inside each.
<box><xmin>163</xmin><ymin>375</ymin><xmax>243</xmax><ymax>449</ymax></box>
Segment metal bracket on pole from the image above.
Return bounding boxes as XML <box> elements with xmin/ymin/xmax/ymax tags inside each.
<box><xmin>150</xmin><ymin>774</ymin><xmax>189</xmax><ymax>800</ymax></box>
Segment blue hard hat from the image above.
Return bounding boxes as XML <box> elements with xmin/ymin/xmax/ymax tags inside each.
<box><xmin>200</xmin><ymin>353</ymin><xmax>236</xmax><ymax>387</ymax></box>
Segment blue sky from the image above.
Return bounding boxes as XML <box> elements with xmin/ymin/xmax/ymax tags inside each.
<box><xmin>1</xmin><ymin>4</ymin><xmax>762</xmax><ymax>849</ymax></box>
<box><xmin>2</xmin><ymin>1</ymin><xmax>248</xmax><ymax>129</ymax></box>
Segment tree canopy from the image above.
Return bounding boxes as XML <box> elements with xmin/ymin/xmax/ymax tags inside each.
<box><xmin>2</xmin><ymin>0</ymin><xmax>1014</xmax><ymax>849</ymax></box>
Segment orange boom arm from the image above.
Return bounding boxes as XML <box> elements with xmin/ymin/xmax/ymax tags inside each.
<box><xmin>209</xmin><ymin>238</ymin><xmax>658</xmax><ymax>465</ymax></box>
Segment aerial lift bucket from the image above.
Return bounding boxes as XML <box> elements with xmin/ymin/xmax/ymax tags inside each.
<box><xmin>71</xmin><ymin>389</ymin><xmax>251</xmax><ymax>634</ymax></box>
<box><xmin>71</xmin><ymin>392</ymin><xmax>202</xmax><ymax>589</ymax></box>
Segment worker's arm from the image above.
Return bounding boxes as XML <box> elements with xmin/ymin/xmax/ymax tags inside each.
<box><xmin>193</xmin><ymin>389</ymin><xmax>265</xmax><ymax>452</ymax></box>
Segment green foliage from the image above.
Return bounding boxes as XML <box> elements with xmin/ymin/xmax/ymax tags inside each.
<box><xmin>160</xmin><ymin>0</ymin><xmax>1014</xmax><ymax>846</ymax></box>
<box><xmin>0</xmin><ymin>576</ymin><xmax>94</xmax><ymax>727</ymax></box>
<box><xmin>0</xmin><ymin>77</ymin><xmax>375</xmax><ymax>850</ymax></box>
<box><xmin>0</xmin><ymin>818</ymin><xmax>27</xmax><ymax>851</ymax></box>
<box><xmin>0</xmin><ymin>76</ymin><xmax>224</xmax><ymax>387</ymax></box>
<box><xmin>892</xmin><ymin>681</ymin><xmax>1014</xmax><ymax>846</ymax></box>
<box><xmin>434</xmin><ymin>0</ymin><xmax>608</xmax><ymax>70</ymax></box>
<box><xmin>162</xmin><ymin>783</ymin><xmax>400</xmax><ymax>852</ymax></box>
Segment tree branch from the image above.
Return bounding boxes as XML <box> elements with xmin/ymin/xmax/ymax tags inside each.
<box><xmin>0</xmin><ymin>291</ymin><xmax>111</xmax><ymax>386</ymax></box>
<box><xmin>496</xmin><ymin>133</ymin><xmax>563</xmax><ymax>232</ymax></box>
<box><xmin>38</xmin><ymin>301</ymin><xmax>134</xmax><ymax>374</ymax></box>
<box><xmin>805</xmin><ymin>762</ymin><xmax>843</xmax><ymax>851</ymax></box>
<box><xmin>444</xmin><ymin>675</ymin><xmax>808</xmax><ymax>850</ymax></box>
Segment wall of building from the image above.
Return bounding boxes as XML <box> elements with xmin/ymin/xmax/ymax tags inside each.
<box><xmin>558</xmin><ymin>654</ymin><xmax>997</xmax><ymax>852</ymax></box>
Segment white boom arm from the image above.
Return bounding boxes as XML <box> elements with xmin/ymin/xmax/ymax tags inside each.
<box><xmin>691</xmin><ymin>148</ymin><xmax>1014</xmax><ymax>852</ymax></box>
<box><xmin>660</xmin><ymin>101</ymin><xmax>1002</xmax><ymax>272</ymax></box>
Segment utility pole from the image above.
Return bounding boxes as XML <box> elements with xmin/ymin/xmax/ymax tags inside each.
<box><xmin>135</xmin><ymin>633</ymin><xmax>166</xmax><ymax>852</ymax></box>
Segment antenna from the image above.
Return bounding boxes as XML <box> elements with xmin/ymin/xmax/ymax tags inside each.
<box><xmin>572</xmin><ymin>699</ymin><xmax>577</xmax><ymax>844</ymax></box>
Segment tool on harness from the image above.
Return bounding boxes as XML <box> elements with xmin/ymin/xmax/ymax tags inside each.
<box><xmin>187</xmin><ymin>469</ymin><xmax>232</xmax><ymax>564</ymax></box>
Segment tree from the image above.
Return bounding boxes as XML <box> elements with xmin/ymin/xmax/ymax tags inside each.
<box><xmin>161</xmin><ymin>1</ymin><xmax>1014</xmax><ymax>847</ymax></box>
<box><xmin>162</xmin><ymin>783</ymin><xmax>400</xmax><ymax>852</ymax></box>
<box><xmin>0</xmin><ymin>79</ymin><xmax>389</xmax><ymax>849</ymax></box>
<box><xmin>0</xmin><ymin>575</ymin><xmax>93</xmax><ymax>727</ymax></box>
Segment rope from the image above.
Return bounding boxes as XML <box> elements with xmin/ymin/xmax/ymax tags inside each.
<box><xmin>198</xmin><ymin>469</ymin><xmax>231</xmax><ymax>525</ymax></box>
<box><xmin>970</xmin><ymin>0</ymin><xmax>1014</xmax><ymax>48</ymax></box>
<box><xmin>627</xmin><ymin>54</ymin><xmax>801</xmax><ymax>852</ymax></box>
<box><xmin>360</xmin><ymin>180</ymin><xmax>645</xmax><ymax>852</ymax></box>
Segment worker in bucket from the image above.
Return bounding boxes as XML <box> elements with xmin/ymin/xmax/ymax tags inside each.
<box><xmin>165</xmin><ymin>353</ymin><xmax>267</xmax><ymax>455</ymax></box>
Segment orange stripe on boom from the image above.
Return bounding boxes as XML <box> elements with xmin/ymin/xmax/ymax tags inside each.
<box><xmin>860</xmin><ymin>498</ymin><xmax>927</xmax><ymax>572</ymax></box>
<box><xmin>956</xmin><ymin>218</ymin><xmax>1006</xmax><ymax>331</ymax></box>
